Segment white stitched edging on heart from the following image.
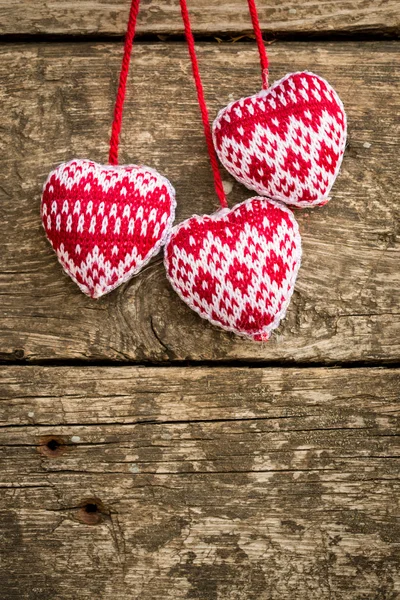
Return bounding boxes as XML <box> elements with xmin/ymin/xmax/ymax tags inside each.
<box><xmin>164</xmin><ymin>197</ymin><xmax>302</xmax><ymax>341</ymax></box>
<box><xmin>41</xmin><ymin>159</ymin><xmax>176</xmax><ymax>298</ymax></box>
<box><xmin>213</xmin><ymin>71</ymin><xmax>347</xmax><ymax>208</ymax></box>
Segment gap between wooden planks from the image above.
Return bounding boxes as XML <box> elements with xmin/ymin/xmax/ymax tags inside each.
<box><xmin>0</xmin><ymin>366</ymin><xmax>399</xmax><ymax>599</ymax></box>
<box><xmin>0</xmin><ymin>0</ymin><xmax>400</xmax><ymax>36</ymax></box>
<box><xmin>0</xmin><ymin>41</ymin><xmax>399</xmax><ymax>363</ymax></box>
<box><xmin>0</xmin><ymin>0</ymin><xmax>398</xmax><ymax>36</ymax></box>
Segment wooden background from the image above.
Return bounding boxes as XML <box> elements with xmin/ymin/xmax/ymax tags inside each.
<box><xmin>0</xmin><ymin>1</ymin><xmax>399</xmax><ymax>598</ymax></box>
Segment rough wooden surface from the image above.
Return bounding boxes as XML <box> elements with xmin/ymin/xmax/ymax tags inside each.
<box><xmin>0</xmin><ymin>366</ymin><xmax>399</xmax><ymax>599</ymax></box>
<box><xmin>0</xmin><ymin>41</ymin><xmax>399</xmax><ymax>363</ymax></box>
<box><xmin>1</xmin><ymin>0</ymin><xmax>399</xmax><ymax>36</ymax></box>
<box><xmin>1</xmin><ymin>1</ymin><xmax>399</xmax><ymax>596</ymax></box>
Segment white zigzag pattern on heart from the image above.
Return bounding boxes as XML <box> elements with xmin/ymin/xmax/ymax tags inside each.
<box><xmin>166</xmin><ymin>199</ymin><xmax>301</xmax><ymax>338</ymax></box>
<box><xmin>215</xmin><ymin>108</ymin><xmax>346</xmax><ymax>207</ymax></box>
<box><xmin>56</xmin><ymin>243</ymin><xmax>144</xmax><ymax>299</ymax></box>
<box><xmin>42</xmin><ymin>159</ymin><xmax>177</xmax><ymax>298</ymax></box>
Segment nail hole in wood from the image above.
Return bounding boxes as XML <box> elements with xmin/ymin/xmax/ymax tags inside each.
<box><xmin>47</xmin><ymin>439</ymin><xmax>59</xmax><ymax>451</ymax></box>
<box><xmin>77</xmin><ymin>498</ymin><xmax>105</xmax><ymax>526</ymax></box>
<box><xmin>38</xmin><ymin>435</ymin><xmax>67</xmax><ymax>458</ymax></box>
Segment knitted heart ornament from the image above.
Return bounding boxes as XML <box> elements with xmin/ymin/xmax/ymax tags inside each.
<box><xmin>42</xmin><ymin>159</ymin><xmax>175</xmax><ymax>298</ymax></box>
<box><xmin>41</xmin><ymin>0</ymin><xmax>176</xmax><ymax>298</ymax></box>
<box><xmin>212</xmin><ymin>0</ymin><xmax>346</xmax><ymax>208</ymax></box>
<box><xmin>213</xmin><ymin>71</ymin><xmax>347</xmax><ymax>207</ymax></box>
<box><xmin>165</xmin><ymin>197</ymin><xmax>301</xmax><ymax>340</ymax></box>
<box><xmin>170</xmin><ymin>0</ymin><xmax>302</xmax><ymax>341</ymax></box>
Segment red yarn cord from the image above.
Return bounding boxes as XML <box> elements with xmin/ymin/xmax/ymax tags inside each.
<box><xmin>179</xmin><ymin>0</ymin><xmax>228</xmax><ymax>209</ymax></box>
<box><xmin>109</xmin><ymin>0</ymin><xmax>141</xmax><ymax>165</ymax></box>
<box><xmin>247</xmin><ymin>0</ymin><xmax>269</xmax><ymax>89</ymax></box>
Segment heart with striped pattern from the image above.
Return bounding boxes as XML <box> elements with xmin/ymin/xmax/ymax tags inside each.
<box><xmin>41</xmin><ymin>159</ymin><xmax>176</xmax><ymax>298</ymax></box>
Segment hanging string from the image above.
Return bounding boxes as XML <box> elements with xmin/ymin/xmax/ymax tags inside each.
<box><xmin>109</xmin><ymin>0</ymin><xmax>141</xmax><ymax>165</ymax></box>
<box><xmin>247</xmin><ymin>0</ymin><xmax>269</xmax><ymax>89</ymax></box>
<box><xmin>179</xmin><ymin>0</ymin><xmax>228</xmax><ymax>209</ymax></box>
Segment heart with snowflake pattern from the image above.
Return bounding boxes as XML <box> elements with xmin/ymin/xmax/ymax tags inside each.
<box><xmin>164</xmin><ymin>197</ymin><xmax>301</xmax><ymax>340</ymax></box>
<box><xmin>213</xmin><ymin>71</ymin><xmax>347</xmax><ymax>208</ymax></box>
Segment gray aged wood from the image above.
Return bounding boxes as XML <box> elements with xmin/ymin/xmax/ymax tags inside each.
<box><xmin>0</xmin><ymin>365</ymin><xmax>399</xmax><ymax>599</ymax></box>
<box><xmin>1</xmin><ymin>3</ymin><xmax>399</xmax><ymax>598</ymax></box>
<box><xmin>0</xmin><ymin>41</ymin><xmax>399</xmax><ymax>363</ymax></box>
<box><xmin>0</xmin><ymin>0</ymin><xmax>399</xmax><ymax>36</ymax></box>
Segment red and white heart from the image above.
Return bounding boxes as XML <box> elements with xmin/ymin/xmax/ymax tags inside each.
<box><xmin>213</xmin><ymin>71</ymin><xmax>347</xmax><ymax>208</ymax></box>
<box><xmin>164</xmin><ymin>197</ymin><xmax>301</xmax><ymax>341</ymax></box>
<box><xmin>41</xmin><ymin>159</ymin><xmax>176</xmax><ymax>298</ymax></box>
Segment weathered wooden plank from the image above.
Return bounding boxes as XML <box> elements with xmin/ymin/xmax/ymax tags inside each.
<box><xmin>0</xmin><ymin>0</ymin><xmax>399</xmax><ymax>36</ymax></box>
<box><xmin>0</xmin><ymin>366</ymin><xmax>399</xmax><ymax>599</ymax></box>
<box><xmin>0</xmin><ymin>42</ymin><xmax>399</xmax><ymax>363</ymax></box>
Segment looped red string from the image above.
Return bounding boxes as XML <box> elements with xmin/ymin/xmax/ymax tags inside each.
<box><xmin>109</xmin><ymin>0</ymin><xmax>141</xmax><ymax>165</ymax></box>
<box><xmin>179</xmin><ymin>0</ymin><xmax>228</xmax><ymax>209</ymax></box>
<box><xmin>247</xmin><ymin>0</ymin><xmax>269</xmax><ymax>89</ymax></box>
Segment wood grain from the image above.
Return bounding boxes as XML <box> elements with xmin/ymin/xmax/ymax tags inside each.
<box><xmin>0</xmin><ymin>0</ymin><xmax>399</xmax><ymax>36</ymax></box>
<box><xmin>0</xmin><ymin>365</ymin><xmax>399</xmax><ymax>599</ymax></box>
<box><xmin>0</xmin><ymin>42</ymin><xmax>399</xmax><ymax>363</ymax></box>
